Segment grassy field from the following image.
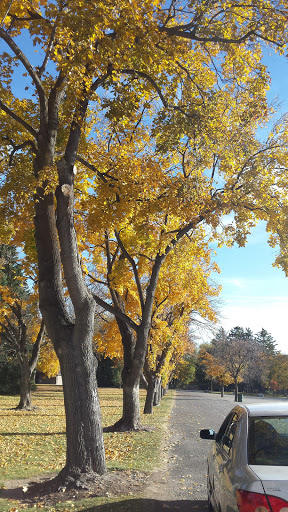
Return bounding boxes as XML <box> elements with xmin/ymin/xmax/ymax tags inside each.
<box><xmin>0</xmin><ymin>385</ymin><xmax>174</xmax><ymax>512</ymax></box>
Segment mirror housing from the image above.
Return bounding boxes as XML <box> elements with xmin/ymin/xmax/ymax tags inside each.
<box><xmin>200</xmin><ymin>429</ymin><xmax>216</xmax><ymax>440</ymax></box>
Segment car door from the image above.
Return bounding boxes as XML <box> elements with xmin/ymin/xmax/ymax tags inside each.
<box><xmin>213</xmin><ymin>410</ymin><xmax>240</xmax><ymax>512</ymax></box>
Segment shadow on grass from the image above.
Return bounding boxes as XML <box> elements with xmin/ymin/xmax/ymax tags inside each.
<box><xmin>0</xmin><ymin>495</ymin><xmax>208</xmax><ymax>512</ymax></box>
<box><xmin>0</xmin><ymin>431</ymin><xmax>65</xmax><ymax>436</ymax></box>
<box><xmin>80</xmin><ymin>498</ymin><xmax>208</xmax><ymax>512</ymax></box>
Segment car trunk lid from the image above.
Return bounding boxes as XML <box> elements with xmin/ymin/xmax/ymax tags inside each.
<box><xmin>249</xmin><ymin>465</ymin><xmax>288</xmax><ymax>503</ymax></box>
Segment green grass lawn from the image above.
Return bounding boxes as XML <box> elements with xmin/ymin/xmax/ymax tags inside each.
<box><xmin>0</xmin><ymin>385</ymin><xmax>174</xmax><ymax>512</ymax></box>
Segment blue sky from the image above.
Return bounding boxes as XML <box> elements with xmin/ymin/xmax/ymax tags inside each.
<box><xmin>211</xmin><ymin>222</ymin><xmax>288</xmax><ymax>352</ymax></box>
<box><xmin>207</xmin><ymin>50</ymin><xmax>288</xmax><ymax>353</ymax></box>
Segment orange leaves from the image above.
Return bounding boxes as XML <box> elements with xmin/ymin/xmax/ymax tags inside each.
<box><xmin>200</xmin><ymin>348</ymin><xmax>233</xmax><ymax>386</ymax></box>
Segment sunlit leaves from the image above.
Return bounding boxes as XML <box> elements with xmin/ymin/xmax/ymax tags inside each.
<box><xmin>37</xmin><ymin>339</ymin><xmax>60</xmax><ymax>377</ymax></box>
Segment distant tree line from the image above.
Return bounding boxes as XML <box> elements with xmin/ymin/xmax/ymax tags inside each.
<box><xmin>175</xmin><ymin>326</ymin><xmax>288</xmax><ymax>400</ymax></box>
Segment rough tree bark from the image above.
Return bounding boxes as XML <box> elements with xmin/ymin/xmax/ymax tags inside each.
<box><xmin>0</xmin><ymin>29</ymin><xmax>111</xmax><ymax>483</ymax></box>
<box><xmin>22</xmin><ymin>52</ymin><xmax>109</xmax><ymax>483</ymax></box>
<box><xmin>34</xmin><ymin>151</ymin><xmax>107</xmax><ymax>485</ymax></box>
<box><xmin>234</xmin><ymin>379</ymin><xmax>239</xmax><ymax>402</ymax></box>
<box><xmin>153</xmin><ymin>378</ymin><xmax>162</xmax><ymax>406</ymax></box>
<box><xmin>16</xmin><ymin>318</ymin><xmax>45</xmax><ymax>410</ymax></box>
<box><xmin>103</xmin><ymin>314</ymin><xmax>142</xmax><ymax>432</ymax></box>
<box><xmin>143</xmin><ymin>365</ymin><xmax>157</xmax><ymax>415</ymax></box>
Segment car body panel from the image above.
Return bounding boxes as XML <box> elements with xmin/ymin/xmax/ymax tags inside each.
<box><xmin>245</xmin><ymin>403</ymin><xmax>288</xmax><ymax>417</ymax></box>
<box><xmin>250</xmin><ymin>465</ymin><xmax>288</xmax><ymax>501</ymax></box>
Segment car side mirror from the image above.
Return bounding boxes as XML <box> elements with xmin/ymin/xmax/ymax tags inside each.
<box><xmin>200</xmin><ymin>429</ymin><xmax>216</xmax><ymax>440</ymax></box>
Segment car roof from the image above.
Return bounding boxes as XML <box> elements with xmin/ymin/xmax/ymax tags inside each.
<box><xmin>239</xmin><ymin>402</ymin><xmax>288</xmax><ymax>417</ymax></box>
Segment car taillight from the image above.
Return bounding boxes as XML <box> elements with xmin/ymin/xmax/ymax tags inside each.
<box><xmin>236</xmin><ymin>489</ymin><xmax>288</xmax><ymax>512</ymax></box>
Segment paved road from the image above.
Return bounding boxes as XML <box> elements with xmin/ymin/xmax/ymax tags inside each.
<box><xmin>144</xmin><ymin>390</ymin><xmax>236</xmax><ymax>511</ymax></box>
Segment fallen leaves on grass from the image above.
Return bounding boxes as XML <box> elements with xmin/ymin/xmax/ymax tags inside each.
<box><xmin>0</xmin><ymin>386</ymin><xmax>159</xmax><ymax>479</ymax></box>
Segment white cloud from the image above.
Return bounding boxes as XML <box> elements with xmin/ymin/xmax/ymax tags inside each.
<box><xmin>221</xmin><ymin>278</ymin><xmax>247</xmax><ymax>289</ymax></box>
<box><xmin>217</xmin><ymin>300</ymin><xmax>288</xmax><ymax>353</ymax></box>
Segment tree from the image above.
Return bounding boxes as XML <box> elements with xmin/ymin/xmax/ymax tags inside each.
<box><xmin>1</xmin><ymin>0</ymin><xmax>288</xmax><ymax>487</ymax></box>
<box><xmin>200</xmin><ymin>347</ymin><xmax>234</xmax><ymax>397</ymax></box>
<box><xmin>0</xmin><ymin>245</ymin><xmax>45</xmax><ymax>409</ymax></box>
<box><xmin>268</xmin><ymin>353</ymin><xmax>288</xmax><ymax>392</ymax></box>
<box><xmin>211</xmin><ymin>328</ymin><xmax>264</xmax><ymax>400</ymax></box>
<box><xmin>255</xmin><ymin>328</ymin><xmax>279</xmax><ymax>356</ymax></box>
<box><xmin>174</xmin><ymin>354</ymin><xmax>197</xmax><ymax>389</ymax></box>
<box><xmin>142</xmin><ymin>242</ymin><xmax>218</xmax><ymax>413</ymax></box>
<box><xmin>91</xmin><ymin>230</ymin><xmax>219</xmax><ymax>426</ymax></box>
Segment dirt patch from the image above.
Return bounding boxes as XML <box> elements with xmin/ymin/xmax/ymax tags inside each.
<box><xmin>0</xmin><ymin>470</ymin><xmax>149</xmax><ymax>508</ymax></box>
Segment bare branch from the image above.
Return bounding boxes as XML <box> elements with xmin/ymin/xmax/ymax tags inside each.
<box><xmin>92</xmin><ymin>293</ymin><xmax>139</xmax><ymax>332</ymax></box>
<box><xmin>1</xmin><ymin>0</ymin><xmax>13</xmax><ymax>25</ymax></box>
<box><xmin>76</xmin><ymin>155</ymin><xmax>108</xmax><ymax>183</ymax></box>
<box><xmin>0</xmin><ymin>27</ymin><xmax>47</xmax><ymax>121</ymax></box>
<box><xmin>0</xmin><ymin>99</ymin><xmax>38</xmax><ymax>138</ymax></box>
<box><xmin>115</xmin><ymin>230</ymin><xmax>145</xmax><ymax>312</ymax></box>
<box><xmin>87</xmin><ymin>272</ymin><xmax>108</xmax><ymax>287</ymax></box>
<box><xmin>38</xmin><ymin>23</ymin><xmax>57</xmax><ymax>77</ymax></box>
<box><xmin>6</xmin><ymin>139</ymin><xmax>37</xmax><ymax>165</ymax></box>
<box><xmin>159</xmin><ymin>23</ymin><xmax>284</xmax><ymax>47</ymax></box>
<box><xmin>121</xmin><ymin>69</ymin><xmax>168</xmax><ymax>108</ymax></box>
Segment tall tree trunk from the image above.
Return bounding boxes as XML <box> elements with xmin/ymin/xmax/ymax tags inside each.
<box><xmin>34</xmin><ymin>180</ymin><xmax>106</xmax><ymax>484</ymax></box>
<box><xmin>119</xmin><ymin>365</ymin><xmax>141</xmax><ymax>430</ymax></box>
<box><xmin>56</xmin><ymin>319</ymin><xmax>106</xmax><ymax>484</ymax></box>
<box><xmin>153</xmin><ymin>378</ymin><xmax>161</xmax><ymax>406</ymax></box>
<box><xmin>234</xmin><ymin>379</ymin><xmax>238</xmax><ymax>401</ymax></box>
<box><xmin>143</xmin><ymin>366</ymin><xmax>156</xmax><ymax>415</ymax></box>
<box><xmin>104</xmin><ymin>365</ymin><xmax>141</xmax><ymax>431</ymax></box>
<box><xmin>102</xmin><ymin>245</ymin><xmax>164</xmax><ymax>431</ymax></box>
<box><xmin>104</xmin><ymin>332</ymin><xmax>142</xmax><ymax>431</ymax></box>
<box><xmin>162</xmin><ymin>385</ymin><xmax>168</xmax><ymax>396</ymax></box>
<box><xmin>16</xmin><ymin>315</ymin><xmax>45</xmax><ymax>410</ymax></box>
<box><xmin>220</xmin><ymin>382</ymin><xmax>224</xmax><ymax>398</ymax></box>
<box><xmin>102</xmin><ymin>295</ymin><xmax>144</xmax><ymax>431</ymax></box>
<box><xmin>16</xmin><ymin>358</ymin><xmax>32</xmax><ymax>410</ymax></box>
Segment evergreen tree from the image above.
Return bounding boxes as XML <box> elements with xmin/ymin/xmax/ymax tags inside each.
<box><xmin>255</xmin><ymin>328</ymin><xmax>278</xmax><ymax>356</ymax></box>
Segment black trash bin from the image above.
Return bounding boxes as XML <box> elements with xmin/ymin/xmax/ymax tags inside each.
<box><xmin>238</xmin><ymin>393</ymin><xmax>243</xmax><ymax>402</ymax></box>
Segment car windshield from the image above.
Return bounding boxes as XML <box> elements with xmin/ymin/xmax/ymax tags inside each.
<box><xmin>248</xmin><ymin>416</ymin><xmax>288</xmax><ymax>466</ymax></box>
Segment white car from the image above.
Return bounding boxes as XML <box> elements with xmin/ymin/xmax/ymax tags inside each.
<box><xmin>200</xmin><ymin>403</ymin><xmax>288</xmax><ymax>512</ymax></box>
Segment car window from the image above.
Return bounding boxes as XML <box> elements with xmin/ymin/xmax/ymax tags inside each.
<box><xmin>248</xmin><ymin>416</ymin><xmax>288</xmax><ymax>466</ymax></box>
<box><xmin>216</xmin><ymin>411</ymin><xmax>239</xmax><ymax>455</ymax></box>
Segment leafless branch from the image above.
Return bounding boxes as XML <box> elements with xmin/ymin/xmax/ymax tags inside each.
<box><xmin>0</xmin><ymin>99</ymin><xmax>38</xmax><ymax>138</ymax></box>
<box><xmin>92</xmin><ymin>293</ymin><xmax>139</xmax><ymax>332</ymax></box>
<box><xmin>0</xmin><ymin>27</ymin><xmax>47</xmax><ymax>120</ymax></box>
<box><xmin>115</xmin><ymin>229</ymin><xmax>145</xmax><ymax>312</ymax></box>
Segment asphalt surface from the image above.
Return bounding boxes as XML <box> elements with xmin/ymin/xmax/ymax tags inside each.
<box><xmin>144</xmin><ymin>390</ymin><xmax>236</xmax><ymax>511</ymax></box>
